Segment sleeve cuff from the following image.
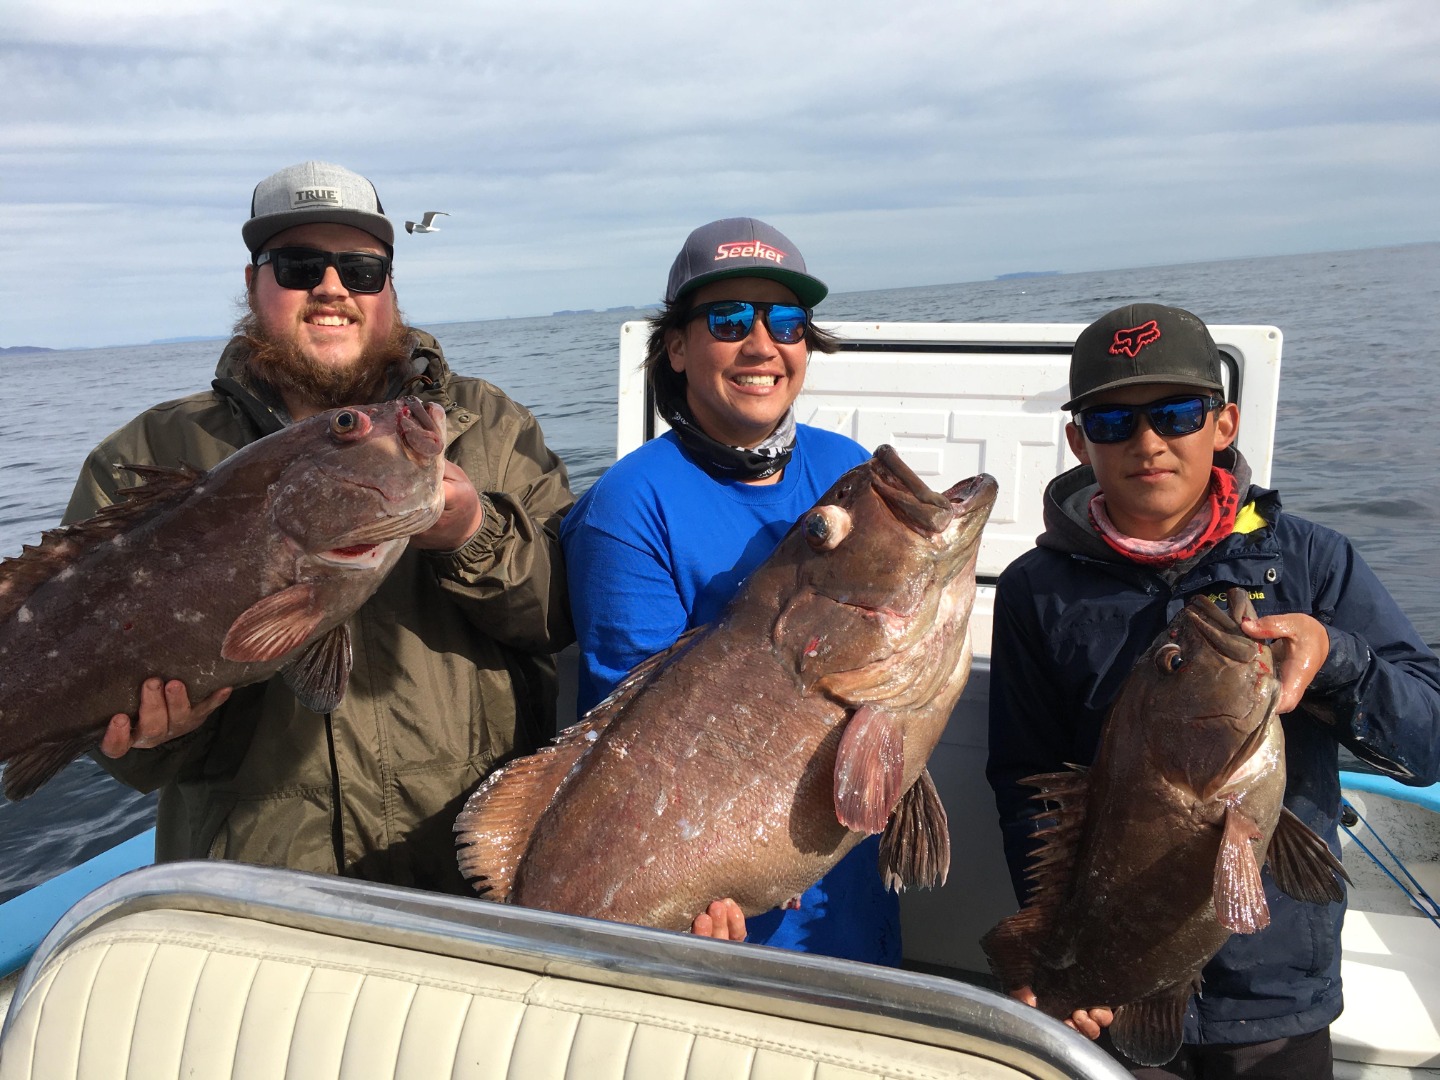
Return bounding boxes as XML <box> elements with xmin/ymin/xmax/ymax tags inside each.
<box><xmin>424</xmin><ymin>493</ymin><xmax>501</xmax><ymax>578</ymax></box>
<box><xmin>1309</xmin><ymin>624</ymin><xmax>1370</xmax><ymax>695</ymax></box>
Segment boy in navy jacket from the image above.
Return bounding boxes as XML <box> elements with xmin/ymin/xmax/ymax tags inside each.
<box><xmin>986</xmin><ymin>303</ymin><xmax>1440</xmax><ymax>1078</ymax></box>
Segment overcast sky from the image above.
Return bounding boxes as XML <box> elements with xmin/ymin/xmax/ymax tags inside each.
<box><xmin>4</xmin><ymin>0</ymin><xmax>1436</xmax><ymax>349</ymax></box>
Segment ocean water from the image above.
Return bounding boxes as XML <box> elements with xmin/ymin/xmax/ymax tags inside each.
<box><xmin>1</xmin><ymin>241</ymin><xmax>1436</xmax><ymax>903</ymax></box>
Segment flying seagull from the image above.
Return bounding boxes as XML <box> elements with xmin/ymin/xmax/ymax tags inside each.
<box><xmin>405</xmin><ymin>211</ymin><xmax>449</xmax><ymax>234</ymax></box>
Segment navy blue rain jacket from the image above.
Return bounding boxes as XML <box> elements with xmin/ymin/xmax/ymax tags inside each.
<box><xmin>987</xmin><ymin>449</ymin><xmax>1440</xmax><ymax>1045</ymax></box>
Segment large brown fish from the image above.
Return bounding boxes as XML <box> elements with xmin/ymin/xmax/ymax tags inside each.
<box><xmin>0</xmin><ymin>398</ymin><xmax>446</xmax><ymax>800</ymax></box>
<box><xmin>982</xmin><ymin>588</ymin><xmax>1349</xmax><ymax>1066</ymax></box>
<box><xmin>456</xmin><ymin>446</ymin><xmax>997</xmax><ymax>929</ymax></box>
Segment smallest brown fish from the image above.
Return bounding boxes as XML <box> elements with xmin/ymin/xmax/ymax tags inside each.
<box><xmin>982</xmin><ymin>588</ymin><xmax>1349</xmax><ymax>1067</ymax></box>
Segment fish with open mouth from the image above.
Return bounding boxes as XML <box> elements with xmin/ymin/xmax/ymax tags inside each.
<box><xmin>456</xmin><ymin>445</ymin><xmax>997</xmax><ymax>931</ymax></box>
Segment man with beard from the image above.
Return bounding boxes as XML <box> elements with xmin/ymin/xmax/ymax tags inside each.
<box><xmin>62</xmin><ymin>161</ymin><xmax>575</xmax><ymax>895</ymax></box>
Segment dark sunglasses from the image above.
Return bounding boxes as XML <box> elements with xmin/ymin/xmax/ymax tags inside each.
<box><xmin>253</xmin><ymin>247</ymin><xmax>392</xmax><ymax>294</ymax></box>
<box><xmin>683</xmin><ymin>300</ymin><xmax>810</xmax><ymax>345</ymax></box>
<box><xmin>1076</xmin><ymin>393</ymin><xmax>1224</xmax><ymax>444</ymax></box>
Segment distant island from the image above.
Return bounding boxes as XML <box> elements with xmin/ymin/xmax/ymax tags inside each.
<box><xmin>994</xmin><ymin>270</ymin><xmax>1061</xmax><ymax>281</ymax></box>
<box><xmin>552</xmin><ymin>305</ymin><xmax>646</xmax><ymax>317</ymax></box>
<box><xmin>0</xmin><ymin>345</ymin><xmax>55</xmax><ymax>355</ymax></box>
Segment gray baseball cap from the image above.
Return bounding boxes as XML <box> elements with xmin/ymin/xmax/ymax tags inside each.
<box><xmin>665</xmin><ymin>217</ymin><xmax>828</xmax><ymax>308</ymax></box>
<box><xmin>242</xmin><ymin>161</ymin><xmax>395</xmax><ymax>254</ymax></box>
<box><xmin>1064</xmin><ymin>303</ymin><xmax>1224</xmax><ymax>412</ymax></box>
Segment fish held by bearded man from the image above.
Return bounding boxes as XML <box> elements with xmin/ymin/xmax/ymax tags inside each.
<box><xmin>981</xmin><ymin>588</ymin><xmax>1349</xmax><ymax>1067</ymax></box>
<box><xmin>0</xmin><ymin>397</ymin><xmax>447</xmax><ymax>800</ymax></box>
<box><xmin>456</xmin><ymin>445</ymin><xmax>997</xmax><ymax>930</ymax></box>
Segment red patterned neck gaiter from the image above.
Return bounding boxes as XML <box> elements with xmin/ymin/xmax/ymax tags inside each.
<box><xmin>1090</xmin><ymin>467</ymin><xmax>1240</xmax><ymax>566</ymax></box>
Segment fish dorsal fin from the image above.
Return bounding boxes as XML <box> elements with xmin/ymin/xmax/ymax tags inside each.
<box><xmin>1268</xmin><ymin>806</ymin><xmax>1350</xmax><ymax>903</ymax></box>
<box><xmin>282</xmin><ymin>624</ymin><xmax>353</xmax><ymax>714</ymax></box>
<box><xmin>2</xmin><ymin>731</ymin><xmax>104</xmax><ymax>801</ymax></box>
<box><xmin>834</xmin><ymin>705</ymin><xmax>905</xmax><ymax>834</ymax></box>
<box><xmin>1109</xmin><ymin>979</ymin><xmax>1195</xmax><ymax>1067</ymax></box>
<box><xmin>879</xmin><ymin>767</ymin><xmax>950</xmax><ymax>891</ymax></box>
<box><xmin>1214</xmin><ymin>805</ymin><xmax>1269</xmax><ymax>932</ymax></box>
<box><xmin>221</xmin><ymin>584</ymin><xmax>325</xmax><ymax>663</ymax></box>
<box><xmin>0</xmin><ymin>464</ymin><xmax>203</xmax><ymax>623</ymax></box>
<box><xmin>1017</xmin><ymin>766</ymin><xmax>1091</xmax><ymax>918</ymax></box>
<box><xmin>978</xmin><ymin>766</ymin><xmax>1091</xmax><ymax>993</ymax></box>
<box><xmin>454</xmin><ymin>715</ymin><xmax>610</xmax><ymax>898</ymax></box>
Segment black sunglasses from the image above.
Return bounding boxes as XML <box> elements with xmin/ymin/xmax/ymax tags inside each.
<box><xmin>1076</xmin><ymin>393</ymin><xmax>1224</xmax><ymax>445</ymax></box>
<box><xmin>254</xmin><ymin>247</ymin><xmax>392</xmax><ymax>294</ymax></box>
<box><xmin>682</xmin><ymin>300</ymin><xmax>810</xmax><ymax>345</ymax></box>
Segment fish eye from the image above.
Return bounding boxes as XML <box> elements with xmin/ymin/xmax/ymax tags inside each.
<box><xmin>330</xmin><ymin>409</ymin><xmax>370</xmax><ymax>439</ymax></box>
<box><xmin>1156</xmin><ymin>644</ymin><xmax>1186</xmax><ymax>674</ymax></box>
<box><xmin>803</xmin><ymin>505</ymin><xmax>852</xmax><ymax>551</ymax></box>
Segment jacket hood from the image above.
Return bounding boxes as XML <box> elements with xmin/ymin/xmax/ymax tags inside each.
<box><xmin>1036</xmin><ymin>445</ymin><xmax>1256</xmax><ymax>560</ymax></box>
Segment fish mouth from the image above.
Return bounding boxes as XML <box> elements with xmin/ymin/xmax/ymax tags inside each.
<box><xmin>397</xmin><ymin>397</ymin><xmax>446</xmax><ymax>461</ymax></box>
<box><xmin>1184</xmin><ymin>593</ymin><xmax>1257</xmax><ymax>665</ymax></box>
<box><xmin>871</xmin><ymin>444</ymin><xmax>997</xmax><ymax>537</ymax></box>
<box><xmin>942</xmin><ymin>472</ymin><xmax>1000</xmax><ymax>516</ymax></box>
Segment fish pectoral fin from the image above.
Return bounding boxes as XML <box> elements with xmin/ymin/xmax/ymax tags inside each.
<box><xmin>1213</xmin><ymin>806</ymin><xmax>1270</xmax><ymax>933</ymax></box>
<box><xmin>1110</xmin><ymin>982</ymin><xmax>1193</xmax><ymax>1068</ymax></box>
<box><xmin>454</xmin><ymin>716</ymin><xmax>606</xmax><ymax>898</ymax></box>
<box><xmin>833</xmin><ymin>705</ymin><xmax>905</xmax><ymax>834</ymax></box>
<box><xmin>221</xmin><ymin>584</ymin><xmax>326</xmax><ymax>663</ymax></box>
<box><xmin>1267</xmin><ymin>806</ymin><xmax>1350</xmax><ymax>904</ymax></box>
<box><xmin>879</xmin><ymin>768</ymin><xmax>950</xmax><ymax>891</ymax></box>
<box><xmin>282</xmin><ymin>624</ymin><xmax>353</xmax><ymax>713</ymax></box>
<box><xmin>3</xmin><ymin>731</ymin><xmax>104</xmax><ymax>800</ymax></box>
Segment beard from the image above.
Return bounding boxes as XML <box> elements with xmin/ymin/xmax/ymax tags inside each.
<box><xmin>233</xmin><ymin>292</ymin><xmax>415</xmax><ymax>411</ymax></box>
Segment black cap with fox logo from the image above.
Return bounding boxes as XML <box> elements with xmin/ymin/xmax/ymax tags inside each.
<box><xmin>1064</xmin><ymin>302</ymin><xmax>1225</xmax><ymax>412</ymax></box>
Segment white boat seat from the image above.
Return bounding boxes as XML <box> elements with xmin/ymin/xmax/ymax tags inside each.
<box><xmin>0</xmin><ymin>862</ymin><xmax>1129</xmax><ymax>1080</ymax></box>
<box><xmin>3</xmin><ymin>908</ymin><xmax>999</xmax><ymax>1080</ymax></box>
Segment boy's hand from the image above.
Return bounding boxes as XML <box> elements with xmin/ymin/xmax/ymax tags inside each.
<box><xmin>1009</xmin><ymin>986</ymin><xmax>1113</xmax><ymax>1040</ymax></box>
<box><xmin>1240</xmin><ymin>612</ymin><xmax>1330</xmax><ymax>712</ymax></box>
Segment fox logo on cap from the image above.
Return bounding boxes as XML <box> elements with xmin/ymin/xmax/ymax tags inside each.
<box><xmin>1109</xmin><ymin>320</ymin><xmax>1162</xmax><ymax>359</ymax></box>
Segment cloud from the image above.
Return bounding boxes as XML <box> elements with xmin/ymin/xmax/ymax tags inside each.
<box><xmin>2</xmin><ymin>0</ymin><xmax>1436</xmax><ymax>347</ymax></box>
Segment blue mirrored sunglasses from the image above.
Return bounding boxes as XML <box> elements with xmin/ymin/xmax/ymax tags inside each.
<box><xmin>1077</xmin><ymin>393</ymin><xmax>1224</xmax><ymax>444</ymax></box>
<box><xmin>682</xmin><ymin>300</ymin><xmax>810</xmax><ymax>345</ymax></box>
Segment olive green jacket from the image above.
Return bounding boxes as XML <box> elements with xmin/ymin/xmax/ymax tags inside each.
<box><xmin>64</xmin><ymin>331</ymin><xmax>575</xmax><ymax>894</ymax></box>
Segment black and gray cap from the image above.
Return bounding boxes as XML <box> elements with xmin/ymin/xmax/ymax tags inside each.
<box><xmin>242</xmin><ymin>161</ymin><xmax>395</xmax><ymax>254</ymax></box>
<box><xmin>665</xmin><ymin>217</ymin><xmax>828</xmax><ymax>308</ymax></box>
<box><xmin>1064</xmin><ymin>302</ymin><xmax>1225</xmax><ymax>412</ymax></box>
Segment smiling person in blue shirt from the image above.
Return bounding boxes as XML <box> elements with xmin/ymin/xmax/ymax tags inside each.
<box><xmin>560</xmin><ymin>218</ymin><xmax>900</xmax><ymax>959</ymax></box>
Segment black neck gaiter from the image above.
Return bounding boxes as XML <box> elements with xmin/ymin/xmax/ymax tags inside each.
<box><xmin>655</xmin><ymin>381</ymin><xmax>795</xmax><ymax>481</ymax></box>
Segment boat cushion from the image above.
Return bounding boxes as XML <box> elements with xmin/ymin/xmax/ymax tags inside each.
<box><xmin>0</xmin><ymin>908</ymin><xmax>1032</xmax><ymax>1079</ymax></box>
